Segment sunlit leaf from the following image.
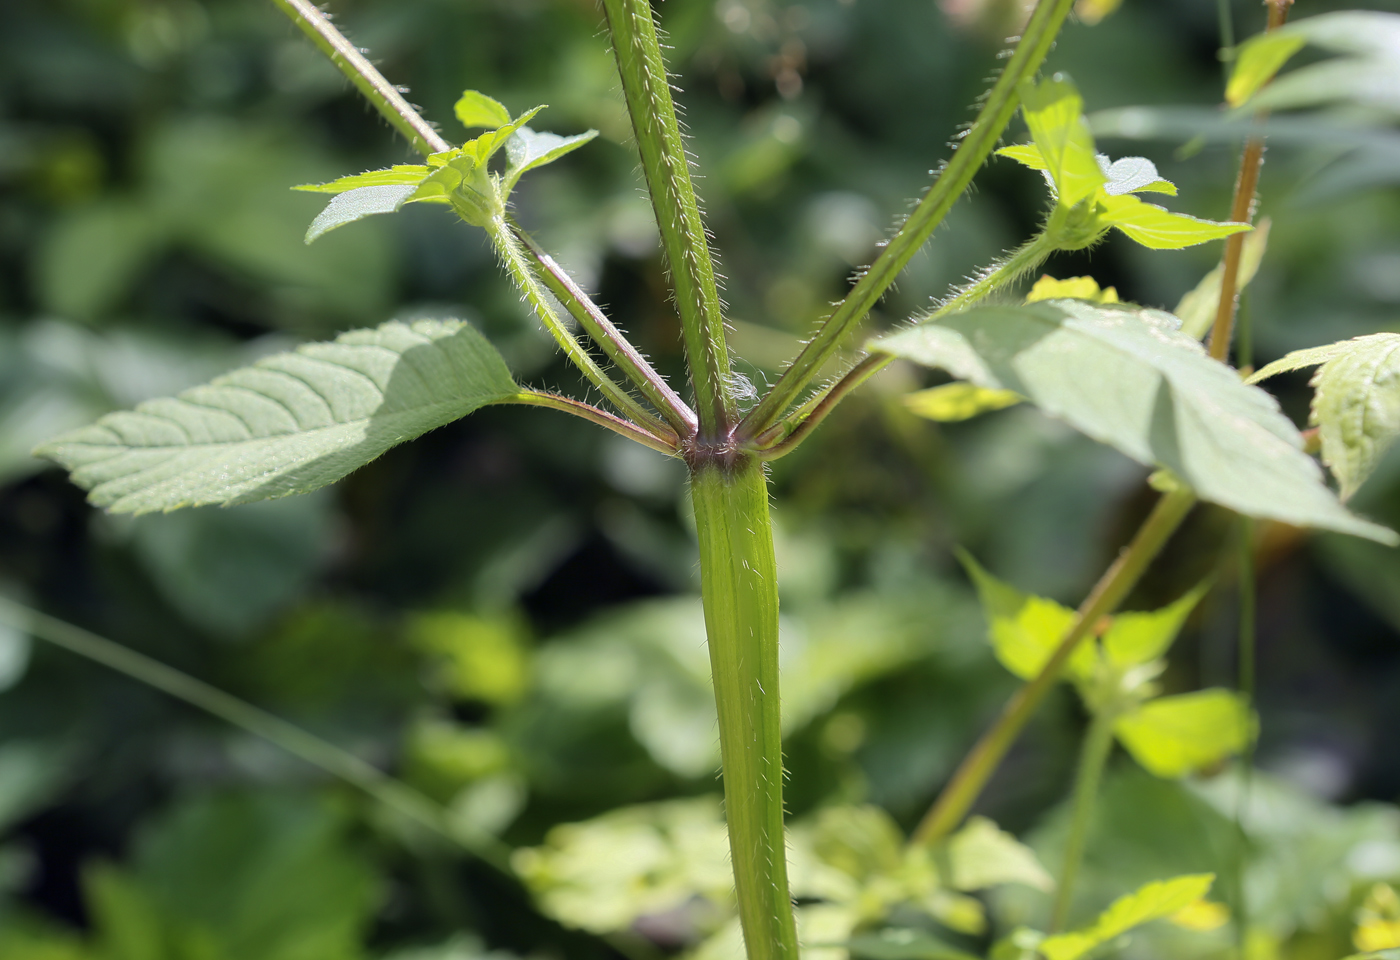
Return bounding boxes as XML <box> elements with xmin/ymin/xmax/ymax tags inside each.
<box><xmin>1039</xmin><ymin>874</ymin><xmax>1216</xmax><ymax>960</ymax></box>
<box><xmin>996</xmin><ymin>144</ymin><xmax>1050</xmax><ymax>171</ymax></box>
<box><xmin>1098</xmin><ymin>195</ymin><xmax>1250</xmax><ymax>250</ymax></box>
<box><xmin>871</xmin><ymin>300</ymin><xmax>1397</xmax><ymax>544</ymax></box>
<box><xmin>1075</xmin><ymin>0</ymin><xmax>1123</xmax><ymax>26</ymax></box>
<box><xmin>1025</xmin><ymin>275</ymin><xmax>1118</xmax><ymax>304</ymax></box>
<box><xmin>1230</xmin><ymin>13</ymin><xmax>1400</xmax><ymax>113</ymax></box>
<box><xmin>505</xmin><ymin>128</ymin><xmax>600</xmax><ymax>190</ymax></box>
<box><xmin>903</xmin><ymin>383</ymin><xmax>1022</xmax><ymax>422</ymax></box>
<box><xmin>34</xmin><ymin>318</ymin><xmax>520</xmax><ymax>514</ymax></box>
<box><xmin>1171</xmin><ymin>899</ymin><xmax>1231</xmax><ymax>931</ymax></box>
<box><xmin>1175</xmin><ymin>218</ymin><xmax>1271</xmax><ymax>340</ymax></box>
<box><xmin>1102</xmin><ymin>583</ymin><xmax>1209</xmax><ymax>668</ymax></box>
<box><xmin>1114</xmin><ymin>690</ymin><xmax>1253</xmax><ymax>778</ymax></box>
<box><xmin>302</xmin><ymin>183</ymin><xmax>419</xmax><ymax>243</ymax></box>
<box><xmin>1249</xmin><ymin>333</ymin><xmax>1400</xmax><ymax>501</ymax></box>
<box><xmin>1099</xmin><ymin>155</ymin><xmax>1176</xmax><ymax>197</ymax></box>
<box><xmin>454</xmin><ymin>90</ymin><xmax>512</xmax><ymax>130</ymax></box>
<box><xmin>1227</xmin><ymin>33</ymin><xmax>1309</xmax><ymax>107</ymax></box>
<box><xmin>1018</xmin><ymin>76</ymin><xmax>1105</xmax><ymax>208</ymax></box>
<box><xmin>958</xmin><ymin>550</ymin><xmax>1094</xmax><ymax>682</ymax></box>
<box><xmin>946</xmin><ymin>816</ymin><xmax>1054</xmax><ymax>892</ymax></box>
<box><xmin>292</xmin><ymin>165</ymin><xmax>430</xmax><ymax>194</ymax></box>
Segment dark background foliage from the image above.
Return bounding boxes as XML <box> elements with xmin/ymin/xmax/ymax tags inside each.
<box><xmin>1</xmin><ymin>0</ymin><xmax>1398</xmax><ymax>957</ymax></box>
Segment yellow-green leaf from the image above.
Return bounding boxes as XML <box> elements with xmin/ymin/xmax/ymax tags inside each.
<box><xmin>959</xmin><ymin>551</ymin><xmax>1094</xmax><ymax>682</ymax></box>
<box><xmin>454</xmin><ymin>90</ymin><xmax>513</xmax><ymax>130</ymax></box>
<box><xmin>1227</xmin><ymin>32</ymin><xmax>1309</xmax><ymax>107</ymax></box>
<box><xmin>291</xmin><ymin>165</ymin><xmax>430</xmax><ymax>194</ymax></box>
<box><xmin>1025</xmin><ymin>275</ymin><xmax>1118</xmax><ymax>304</ymax></box>
<box><xmin>1102</xmin><ymin>583</ymin><xmax>1209</xmax><ymax>669</ymax></box>
<box><xmin>996</xmin><ymin>144</ymin><xmax>1049</xmax><ymax>171</ymax></box>
<box><xmin>1018</xmin><ymin>76</ymin><xmax>1105</xmax><ymax>208</ymax></box>
<box><xmin>1175</xmin><ymin>218</ymin><xmax>1271</xmax><ymax>340</ymax></box>
<box><xmin>903</xmin><ymin>383</ymin><xmax>1022</xmax><ymax>422</ymax></box>
<box><xmin>946</xmin><ymin>817</ymin><xmax>1053</xmax><ymax>892</ymax></box>
<box><xmin>1099</xmin><ymin>195</ymin><xmax>1251</xmax><ymax>250</ymax></box>
<box><xmin>1075</xmin><ymin>0</ymin><xmax>1123</xmax><ymax>26</ymax></box>
<box><xmin>1113</xmin><ymin>689</ymin><xmax>1253</xmax><ymax>778</ymax></box>
<box><xmin>1040</xmin><ymin>874</ymin><xmax>1216</xmax><ymax>960</ymax></box>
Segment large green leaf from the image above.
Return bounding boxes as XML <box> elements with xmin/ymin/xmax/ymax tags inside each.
<box><xmin>35</xmin><ymin>318</ymin><xmax>519</xmax><ymax>514</ymax></box>
<box><xmin>872</xmin><ymin>301</ymin><xmax>1396</xmax><ymax>544</ymax></box>
<box><xmin>1038</xmin><ymin>874</ymin><xmax>1215</xmax><ymax>960</ymax></box>
<box><xmin>1113</xmin><ymin>690</ymin><xmax>1253</xmax><ymax>778</ymax></box>
<box><xmin>1249</xmin><ymin>333</ymin><xmax>1400</xmax><ymax>501</ymax></box>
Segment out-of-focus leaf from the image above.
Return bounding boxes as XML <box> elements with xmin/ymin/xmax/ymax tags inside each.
<box><xmin>409</xmin><ymin>611</ymin><xmax>531</xmax><ymax>706</ymax></box>
<box><xmin>1025</xmin><ymin>275</ymin><xmax>1118</xmax><ymax>304</ymax></box>
<box><xmin>381</xmin><ymin>935</ymin><xmax>523</xmax><ymax>960</ymax></box>
<box><xmin>903</xmin><ymin>384</ymin><xmax>1022</xmax><ymax>422</ymax></box>
<box><xmin>0</xmin><ymin>741</ymin><xmax>68</xmax><ymax>832</ymax></box>
<box><xmin>34</xmin><ymin>198</ymin><xmax>164</xmax><ymax>321</ymax></box>
<box><xmin>842</xmin><ymin>928</ymin><xmax>982</xmax><ymax>960</ymax></box>
<box><xmin>84</xmin><ymin>865</ymin><xmax>165</xmax><ymax>960</ymax></box>
<box><xmin>1170</xmin><ymin>899</ymin><xmax>1231</xmax><ymax>931</ymax></box>
<box><xmin>1097</xmin><ymin>195</ymin><xmax>1250</xmax><ymax>250</ymax></box>
<box><xmin>871</xmin><ymin>300</ymin><xmax>1397</xmax><ymax>544</ymax></box>
<box><xmin>1249</xmin><ymin>333</ymin><xmax>1400</xmax><ymax>500</ymax></box>
<box><xmin>1226</xmin><ymin>33</ymin><xmax>1309</xmax><ymax>107</ymax></box>
<box><xmin>1175</xmin><ymin>219</ymin><xmax>1271</xmax><ymax>340</ymax></box>
<box><xmin>1101</xmin><ymin>583</ymin><xmax>1208</xmax><ymax>668</ymax></box>
<box><xmin>946</xmin><ymin>816</ymin><xmax>1054</xmax><ymax>892</ymax></box>
<box><xmin>454</xmin><ymin>90</ymin><xmax>512</xmax><ymax>130</ymax></box>
<box><xmin>1074</xmin><ymin>0</ymin><xmax>1122</xmax><ymax>26</ymax></box>
<box><xmin>35</xmin><ymin>318</ymin><xmax>520</xmax><ymax>514</ymax></box>
<box><xmin>1114</xmin><ymin>690</ymin><xmax>1253</xmax><ymax>778</ymax></box>
<box><xmin>958</xmin><ymin>550</ymin><xmax>1093</xmax><ymax>682</ymax></box>
<box><xmin>1039</xmin><ymin>874</ymin><xmax>1216</xmax><ymax>960</ymax></box>
<box><xmin>1230</xmin><ymin>12</ymin><xmax>1400</xmax><ymax>113</ymax></box>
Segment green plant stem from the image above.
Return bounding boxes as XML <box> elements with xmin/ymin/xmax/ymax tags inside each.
<box><xmin>912</xmin><ymin>487</ymin><xmax>1198</xmax><ymax>845</ymax></box>
<box><xmin>487</xmin><ymin>218</ymin><xmax>675</xmax><ymax>439</ymax></box>
<box><xmin>1050</xmin><ymin>708</ymin><xmax>1118</xmax><ymax>932</ymax></box>
<box><xmin>752</xmin><ymin>234</ymin><xmax>1052</xmax><ymax>457</ymax></box>
<box><xmin>512</xmin><ymin>390</ymin><xmax>679</xmax><ymax>455</ymax></box>
<box><xmin>268</xmin><ymin>0</ymin><xmax>451</xmax><ymax>156</ymax></box>
<box><xmin>738</xmin><ymin>0</ymin><xmax>1076</xmax><ymax>441</ymax></box>
<box><xmin>0</xmin><ymin>596</ymin><xmax>513</xmax><ymax>874</ymax></box>
<box><xmin>600</xmin><ymin>0</ymin><xmax>734</xmax><ymax>437</ymax></box>
<box><xmin>509</xmin><ymin>217</ymin><xmax>697</xmax><ymax>438</ymax></box>
<box><xmin>1233</xmin><ymin>516</ymin><xmax>1258</xmax><ymax>959</ymax></box>
<box><xmin>690</xmin><ymin>459</ymin><xmax>799</xmax><ymax>960</ymax></box>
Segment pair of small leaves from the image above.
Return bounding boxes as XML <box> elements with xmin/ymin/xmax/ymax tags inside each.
<box><xmin>1249</xmin><ymin>333</ymin><xmax>1400</xmax><ymax>502</ymax></box>
<box><xmin>1227</xmin><ymin>11</ymin><xmax>1400</xmax><ymax>113</ymax></box>
<box><xmin>873</xmin><ymin>299</ymin><xmax>1397</xmax><ymax>544</ymax></box>
<box><xmin>959</xmin><ymin>551</ymin><xmax>1249</xmax><ymax>778</ymax></box>
<box><xmin>33</xmin><ymin>318</ymin><xmax>521</xmax><ymax>513</ymax></box>
<box><xmin>294</xmin><ymin>90</ymin><xmax>597</xmax><ymax>242</ymax></box>
<box><xmin>1035</xmin><ymin>874</ymin><xmax>1217</xmax><ymax>960</ymax></box>
<box><xmin>998</xmin><ymin>76</ymin><xmax>1250</xmax><ymax>251</ymax></box>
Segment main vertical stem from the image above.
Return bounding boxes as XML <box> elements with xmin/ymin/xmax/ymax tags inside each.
<box><xmin>691</xmin><ymin>459</ymin><xmax>798</xmax><ymax>960</ymax></box>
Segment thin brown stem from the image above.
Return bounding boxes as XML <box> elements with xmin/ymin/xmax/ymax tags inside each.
<box><xmin>911</xmin><ymin>488</ymin><xmax>1198</xmax><ymax>845</ymax></box>
<box><xmin>511</xmin><ymin>390</ymin><xmax>681</xmax><ymax>456</ymax></box>
<box><xmin>1208</xmin><ymin>0</ymin><xmax>1292</xmax><ymax>362</ymax></box>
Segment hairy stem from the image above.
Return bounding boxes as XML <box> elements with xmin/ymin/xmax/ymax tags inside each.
<box><xmin>912</xmin><ymin>488</ymin><xmax>1198</xmax><ymax>844</ymax></box>
<box><xmin>738</xmin><ymin>0</ymin><xmax>1076</xmax><ymax>440</ymax></box>
<box><xmin>509</xmin><ymin>218</ymin><xmax>697</xmax><ymax>438</ymax></box>
<box><xmin>691</xmin><ymin>460</ymin><xmax>798</xmax><ymax>960</ymax></box>
<box><xmin>1050</xmin><ymin>708</ymin><xmax>1118</xmax><ymax>931</ymax></box>
<box><xmin>511</xmin><ymin>390</ymin><xmax>679</xmax><ymax>455</ymax></box>
<box><xmin>0</xmin><ymin>597</ymin><xmax>512</xmax><ymax>873</ymax></box>
<box><xmin>487</xmin><ymin>218</ymin><xmax>674</xmax><ymax>439</ymax></box>
<box><xmin>753</xmin><ymin>234</ymin><xmax>1053</xmax><ymax>458</ymax></box>
<box><xmin>268</xmin><ymin>0</ymin><xmax>450</xmax><ymax>155</ymax></box>
<box><xmin>1208</xmin><ymin>0</ymin><xmax>1292</xmax><ymax>362</ymax></box>
<box><xmin>601</xmin><ymin>0</ymin><xmax>734</xmax><ymax>437</ymax></box>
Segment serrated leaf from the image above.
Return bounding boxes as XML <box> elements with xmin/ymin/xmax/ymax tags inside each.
<box><xmin>454</xmin><ymin>90</ymin><xmax>512</xmax><ymax>130</ymax></box>
<box><xmin>1175</xmin><ymin>218</ymin><xmax>1271</xmax><ymax>340</ymax></box>
<box><xmin>1019</xmin><ymin>76</ymin><xmax>1105</xmax><ymax>208</ymax></box>
<box><xmin>1102</xmin><ymin>583</ymin><xmax>1208</xmax><ymax>668</ymax></box>
<box><xmin>903</xmin><ymin>383</ymin><xmax>1022</xmax><ymax>422</ymax></box>
<box><xmin>1113</xmin><ymin>689</ymin><xmax>1253</xmax><ymax>778</ymax></box>
<box><xmin>946</xmin><ymin>816</ymin><xmax>1054</xmax><ymax>892</ymax></box>
<box><xmin>292</xmin><ymin>165</ymin><xmax>430</xmax><ymax>194</ymax></box>
<box><xmin>34</xmin><ymin>318</ymin><xmax>520</xmax><ymax>514</ymax></box>
<box><xmin>1227</xmin><ymin>33</ymin><xmax>1309</xmax><ymax>107</ymax></box>
<box><xmin>1098</xmin><ymin>195</ymin><xmax>1250</xmax><ymax>250</ymax></box>
<box><xmin>996</xmin><ymin>144</ymin><xmax>1050</xmax><ymax>171</ymax></box>
<box><xmin>1099</xmin><ymin>155</ymin><xmax>1176</xmax><ymax>197</ymax></box>
<box><xmin>871</xmin><ymin>300</ymin><xmax>1397</xmax><ymax>544</ymax></box>
<box><xmin>1040</xmin><ymin>875</ymin><xmax>1216</xmax><ymax>960</ymax></box>
<box><xmin>1251</xmin><ymin>333</ymin><xmax>1400</xmax><ymax>500</ymax></box>
<box><xmin>958</xmin><ymin>550</ymin><xmax>1094</xmax><ymax>682</ymax></box>
<box><xmin>303</xmin><ymin>184</ymin><xmax>419</xmax><ymax>243</ymax></box>
<box><xmin>504</xmin><ymin>128</ymin><xmax>599</xmax><ymax>190</ymax></box>
<box><xmin>1025</xmin><ymin>275</ymin><xmax>1118</xmax><ymax>304</ymax></box>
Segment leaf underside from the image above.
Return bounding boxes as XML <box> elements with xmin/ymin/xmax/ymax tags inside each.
<box><xmin>35</xmin><ymin>318</ymin><xmax>520</xmax><ymax>514</ymax></box>
<box><xmin>873</xmin><ymin>301</ymin><xmax>1396</xmax><ymax>544</ymax></box>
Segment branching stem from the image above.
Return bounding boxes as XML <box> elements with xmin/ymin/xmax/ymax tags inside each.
<box><xmin>511</xmin><ymin>390</ymin><xmax>680</xmax><ymax>456</ymax></box>
<box><xmin>738</xmin><ymin>0</ymin><xmax>1076</xmax><ymax>440</ymax></box>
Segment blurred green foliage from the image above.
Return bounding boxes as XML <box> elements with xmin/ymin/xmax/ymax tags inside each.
<box><xmin>2</xmin><ymin>0</ymin><xmax>1400</xmax><ymax>958</ymax></box>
